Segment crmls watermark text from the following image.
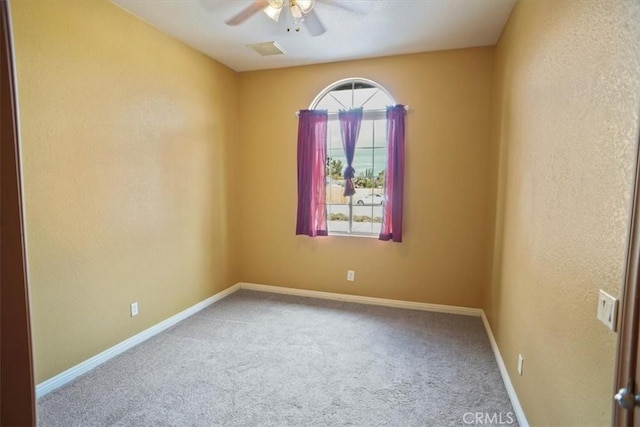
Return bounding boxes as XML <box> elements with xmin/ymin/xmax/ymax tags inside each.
<box><xmin>462</xmin><ymin>412</ymin><xmax>515</xmax><ymax>425</ymax></box>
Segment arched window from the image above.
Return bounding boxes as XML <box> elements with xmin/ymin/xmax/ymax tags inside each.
<box><xmin>311</xmin><ymin>78</ymin><xmax>396</xmax><ymax>236</ymax></box>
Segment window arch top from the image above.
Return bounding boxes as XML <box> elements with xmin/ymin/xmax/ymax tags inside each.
<box><xmin>310</xmin><ymin>78</ymin><xmax>395</xmax><ymax>119</ymax></box>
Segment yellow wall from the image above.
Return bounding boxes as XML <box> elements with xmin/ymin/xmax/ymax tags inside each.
<box><xmin>238</xmin><ymin>49</ymin><xmax>494</xmax><ymax>308</ymax></box>
<box><xmin>11</xmin><ymin>0</ymin><xmax>240</xmax><ymax>382</ymax></box>
<box><xmin>486</xmin><ymin>1</ymin><xmax>640</xmax><ymax>425</ymax></box>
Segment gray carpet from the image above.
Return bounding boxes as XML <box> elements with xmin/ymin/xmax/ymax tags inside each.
<box><xmin>37</xmin><ymin>290</ymin><xmax>517</xmax><ymax>426</ymax></box>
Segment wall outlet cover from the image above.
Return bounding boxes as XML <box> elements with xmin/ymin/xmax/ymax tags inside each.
<box><xmin>597</xmin><ymin>290</ymin><xmax>617</xmax><ymax>331</ymax></box>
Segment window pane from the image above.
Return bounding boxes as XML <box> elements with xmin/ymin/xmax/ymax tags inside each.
<box><xmin>374</xmin><ymin>120</ymin><xmax>387</xmax><ymax>148</ymax></box>
<box><xmin>351</xmin><ymin>202</ymin><xmax>383</xmax><ymax>235</ymax></box>
<box><xmin>328</xmin><ymin>90</ymin><xmax>354</xmax><ymax>110</ymax></box>
<box><xmin>364</xmin><ymin>90</ymin><xmax>394</xmax><ymax>110</ymax></box>
<box><xmin>327</xmin><ymin>121</ymin><xmax>341</xmax><ymax>150</ymax></box>
<box><xmin>315</xmin><ymin>95</ymin><xmax>343</xmax><ymax>111</ymax></box>
<box><xmin>372</xmin><ymin>205</ymin><xmax>383</xmax><ymax>235</ymax></box>
<box><xmin>353</xmin><ymin>88</ymin><xmax>379</xmax><ymax>109</ymax></box>
<box><xmin>326</xmin><ymin>128</ymin><xmax>346</xmax><ymax>197</ymax></box>
<box><xmin>353</xmin><ymin>135</ymin><xmax>383</xmax><ymax>187</ymax></box>
<box><xmin>372</xmin><ymin>147</ymin><xmax>386</xmax><ymax>180</ymax></box>
<box><xmin>357</xmin><ymin>121</ymin><xmax>374</xmax><ymax>148</ymax></box>
<box><xmin>327</xmin><ymin>204</ymin><xmax>349</xmax><ymax>233</ymax></box>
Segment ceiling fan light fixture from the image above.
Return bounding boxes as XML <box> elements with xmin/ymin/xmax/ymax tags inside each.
<box><xmin>264</xmin><ymin>6</ymin><xmax>282</xmax><ymax>21</ymax></box>
<box><xmin>296</xmin><ymin>0</ymin><xmax>314</xmax><ymax>14</ymax></box>
<box><xmin>264</xmin><ymin>0</ymin><xmax>284</xmax><ymax>21</ymax></box>
<box><xmin>267</xmin><ymin>0</ymin><xmax>284</xmax><ymax>7</ymax></box>
<box><xmin>290</xmin><ymin>4</ymin><xmax>303</xmax><ymax>19</ymax></box>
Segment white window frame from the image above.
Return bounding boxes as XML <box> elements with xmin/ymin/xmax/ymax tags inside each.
<box><xmin>310</xmin><ymin>78</ymin><xmax>396</xmax><ymax>237</ymax></box>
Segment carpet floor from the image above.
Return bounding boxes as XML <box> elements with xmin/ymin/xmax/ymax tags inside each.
<box><xmin>37</xmin><ymin>290</ymin><xmax>517</xmax><ymax>426</ymax></box>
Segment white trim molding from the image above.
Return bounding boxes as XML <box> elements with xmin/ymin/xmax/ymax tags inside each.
<box><xmin>35</xmin><ymin>283</ymin><xmax>241</xmax><ymax>398</ymax></box>
<box><xmin>481</xmin><ymin>312</ymin><xmax>529</xmax><ymax>427</ymax></box>
<box><xmin>239</xmin><ymin>282</ymin><xmax>482</xmax><ymax>316</ymax></box>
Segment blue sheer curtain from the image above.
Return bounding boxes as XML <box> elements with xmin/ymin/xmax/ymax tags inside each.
<box><xmin>338</xmin><ymin>108</ymin><xmax>363</xmax><ymax>197</ymax></box>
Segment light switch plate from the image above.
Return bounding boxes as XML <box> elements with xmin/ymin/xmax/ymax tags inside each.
<box><xmin>597</xmin><ymin>290</ymin><xmax>617</xmax><ymax>331</ymax></box>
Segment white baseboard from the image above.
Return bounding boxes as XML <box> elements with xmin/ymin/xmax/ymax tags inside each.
<box><xmin>35</xmin><ymin>283</ymin><xmax>241</xmax><ymax>398</ymax></box>
<box><xmin>239</xmin><ymin>282</ymin><xmax>483</xmax><ymax>317</ymax></box>
<box><xmin>481</xmin><ymin>312</ymin><xmax>529</xmax><ymax>427</ymax></box>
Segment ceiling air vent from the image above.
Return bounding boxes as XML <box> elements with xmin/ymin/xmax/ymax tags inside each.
<box><xmin>246</xmin><ymin>41</ymin><xmax>286</xmax><ymax>56</ymax></box>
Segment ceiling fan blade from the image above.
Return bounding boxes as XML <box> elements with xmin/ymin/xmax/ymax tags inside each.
<box><xmin>303</xmin><ymin>9</ymin><xmax>326</xmax><ymax>36</ymax></box>
<box><xmin>318</xmin><ymin>0</ymin><xmax>373</xmax><ymax>15</ymax></box>
<box><xmin>225</xmin><ymin>0</ymin><xmax>268</xmax><ymax>26</ymax></box>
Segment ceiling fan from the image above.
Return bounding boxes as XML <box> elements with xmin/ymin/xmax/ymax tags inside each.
<box><xmin>224</xmin><ymin>0</ymin><xmax>369</xmax><ymax>37</ymax></box>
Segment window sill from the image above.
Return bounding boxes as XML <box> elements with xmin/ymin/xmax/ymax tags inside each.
<box><xmin>328</xmin><ymin>232</ymin><xmax>379</xmax><ymax>239</ymax></box>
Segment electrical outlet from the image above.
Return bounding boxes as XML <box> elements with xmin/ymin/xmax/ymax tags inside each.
<box><xmin>130</xmin><ymin>302</ymin><xmax>139</xmax><ymax>317</ymax></box>
<box><xmin>596</xmin><ymin>290</ymin><xmax>617</xmax><ymax>331</ymax></box>
<box><xmin>347</xmin><ymin>270</ymin><xmax>355</xmax><ymax>282</ymax></box>
<box><xmin>517</xmin><ymin>354</ymin><xmax>524</xmax><ymax>376</ymax></box>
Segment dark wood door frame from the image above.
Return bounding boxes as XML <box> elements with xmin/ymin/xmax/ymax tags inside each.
<box><xmin>613</xmin><ymin>112</ymin><xmax>640</xmax><ymax>426</ymax></box>
<box><xmin>0</xmin><ymin>0</ymin><xmax>36</xmax><ymax>425</ymax></box>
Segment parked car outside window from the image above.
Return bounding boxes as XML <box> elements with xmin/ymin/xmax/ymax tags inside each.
<box><xmin>355</xmin><ymin>193</ymin><xmax>384</xmax><ymax>205</ymax></box>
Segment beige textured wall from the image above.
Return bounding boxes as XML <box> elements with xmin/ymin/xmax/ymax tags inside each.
<box><xmin>238</xmin><ymin>49</ymin><xmax>494</xmax><ymax>308</ymax></box>
<box><xmin>11</xmin><ymin>0</ymin><xmax>240</xmax><ymax>382</ymax></box>
<box><xmin>486</xmin><ymin>1</ymin><xmax>640</xmax><ymax>425</ymax></box>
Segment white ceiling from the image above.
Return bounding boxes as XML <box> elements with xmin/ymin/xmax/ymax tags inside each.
<box><xmin>112</xmin><ymin>0</ymin><xmax>517</xmax><ymax>72</ymax></box>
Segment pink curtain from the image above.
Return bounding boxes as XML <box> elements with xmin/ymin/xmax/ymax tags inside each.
<box><xmin>339</xmin><ymin>108</ymin><xmax>363</xmax><ymax>197</ymax></box>
<box><xmin>296</xmin><ymin>110</ymin><xmax>328</xmax><ymax>237</ymax></box>
<box><xmin>380</xmin><ymin>105</ymin><xmax>406</xmax><ymax>242</ymax></box>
